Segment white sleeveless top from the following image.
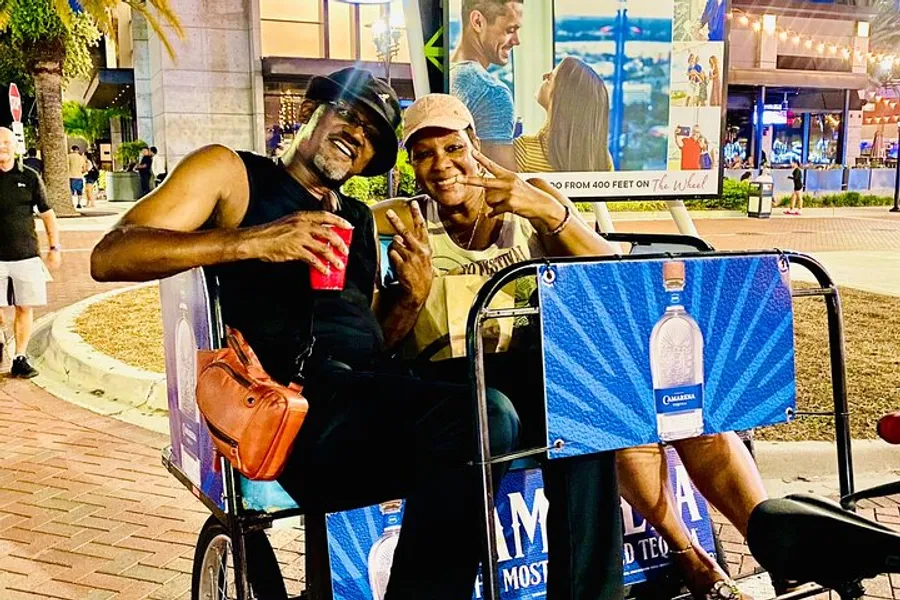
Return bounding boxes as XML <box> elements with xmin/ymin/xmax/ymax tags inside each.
<box><xmin>401</xmin><ymin>196</ymin><xmax>543</xmax><ymax>361</ymax></box>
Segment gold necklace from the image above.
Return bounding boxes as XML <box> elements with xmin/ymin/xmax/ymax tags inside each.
<box><xmin>453</xmin><ymin>193</ymin><xmax>486</xmax><ymax>251</ymax></box>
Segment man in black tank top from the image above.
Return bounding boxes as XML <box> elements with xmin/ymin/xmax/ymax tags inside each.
<box><xmin>91</xmin><ymin>68</ymin><xmax>520</xmax><ymax>599</ymax></box>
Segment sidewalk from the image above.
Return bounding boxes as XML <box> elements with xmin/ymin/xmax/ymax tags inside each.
<box><xmin>0</xmin><ymin>203</ymin><xmax>899</xmax><ymax>598</ymax></box>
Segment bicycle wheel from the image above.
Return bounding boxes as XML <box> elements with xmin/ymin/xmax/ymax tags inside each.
<box><xmin>192</xmin><ymin>515</ymin><xmax>288</xmax><ymax>600</ymax></box>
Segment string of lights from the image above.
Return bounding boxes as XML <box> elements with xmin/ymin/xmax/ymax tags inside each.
<box><xmin>728</xmin><ymin>9</ymin><xmax>894</xmax><ymax>68</ymax></box>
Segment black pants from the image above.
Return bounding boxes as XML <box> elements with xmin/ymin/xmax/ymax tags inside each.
<box><xmin>139</xmin><ymin>173</ymin><xmax>151</xmax><ymax>196</ymax></box>
<box><xmin>277</xmin><ymin>354</ymin><xmax>622</xmax><ymax>600</ymax></box>
<box><xmin>278</xmin><ymin>361</ymin><xmax>519</xmax><ymax>600</ymax></box>
<box><xmin>416</xmin><ymin>352</ymin><xmax>623</xmax><ymax>600</ymax></box>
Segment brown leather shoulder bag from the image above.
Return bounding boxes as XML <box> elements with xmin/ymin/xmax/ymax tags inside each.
<box><xmin>196</xmin><ymin>327</ymin><xmax>308</xmax><ymax>480</ymax></box>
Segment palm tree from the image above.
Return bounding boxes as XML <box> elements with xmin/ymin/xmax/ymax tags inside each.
<box><xmin>869</xmin><ymin>0</ymin><xmax>900</xmax><ymax>86</ymax></box>
<box><xmin>0</xmin><ymin>0</ymin><xmax>182</xmax><ymax>215</ymax></box>
<box><xmin>62</xmin><ymin>100</ymin><xmax>127</xmax><ymax>153</ymax></box>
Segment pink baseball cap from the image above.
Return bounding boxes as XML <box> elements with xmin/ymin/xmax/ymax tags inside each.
<box><xmin>401</xmin><ymin>93</ymin><xmax>476</xmax><ymax>148</ymax></box>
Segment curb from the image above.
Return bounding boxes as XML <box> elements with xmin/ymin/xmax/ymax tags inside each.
<box><xmin>28</xmin><ymin>290</ymin><xmax>900</xmax><ymax>482</ymax></box>
<box><xmin>30</xmin><ymin>284</ymin><xmax>170</xmax><ymax>435</ymax></box>
<box><xmin>755</xmin><ymin>439</ymin><xmax>900</xmax><ymax>481</ymax></box>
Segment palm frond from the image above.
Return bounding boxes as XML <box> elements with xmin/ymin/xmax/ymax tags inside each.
<box><xmin>0</xmin><ymin>0</ymin><xmax>16</xmax><ymax>30</ymax></box>
<box><xmin>126</xmin><ymin>0</ymin><xmax>184</xmax><ymax>60</ymax></box>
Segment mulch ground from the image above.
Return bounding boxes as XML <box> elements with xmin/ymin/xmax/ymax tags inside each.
<box><xmin>72</xmin><ymin>284</ymin><xmax>900</xmax><ymax>442</ymax></box>
<box><xmin>73</xmin><ymin>284</ymin><xmax>166</xmax><ymax>375</ymax></box>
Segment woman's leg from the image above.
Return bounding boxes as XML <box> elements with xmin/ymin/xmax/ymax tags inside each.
<box><xmin>671</xmin><ymin>432</ymin><xmax>766</xmax><ymax>538</ymax></box>
<box><xmin>617</xmin><ymin>445</ymin><xmax>727</xmax><ymax>594</ymax></box>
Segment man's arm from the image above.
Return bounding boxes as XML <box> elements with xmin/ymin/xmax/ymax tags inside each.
<box><xmin>39</xmin><ymin>210</ymin><xmax>59</xmax><ymax>249</ymax></box>
<box><xmin>91</xmin><ymin>144</ymin><xmax>352</xmax><ymax>282</ymax></box>
<box><xmin>481</xmin><ymin>142</ymin><xmax>516</xmax><ymax>171</ymax></box>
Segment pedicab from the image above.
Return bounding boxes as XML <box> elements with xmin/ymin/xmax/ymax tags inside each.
<box><xmin>159</xmin><ymin>233</ymin><xmax>878</xmax><ymax>600</ymax></box>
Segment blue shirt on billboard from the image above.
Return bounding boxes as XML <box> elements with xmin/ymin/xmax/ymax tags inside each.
<box><xmin>450</xmin><ymin>61</ymin><xmax>515</xmax><ymax>144</ymax></box>
<box><xmin>701</xmin><ymin>0</ymin><xmax>726</xmax><ymax>41</ymax></box>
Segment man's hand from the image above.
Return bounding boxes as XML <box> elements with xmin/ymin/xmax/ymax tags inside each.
<box><xmin>45</xmin><ymin>249</ymin><xmax>61</xmax><ymax>271</ymax></box>
<box><xmin>385</xmin><ymin>201</ymin><xmax>433</xmax><ymax>306</ymax></box>
<box><xmin>459</xmin><ymin>150</ymin><xmax>566</xmax><ymax>234</ymax></box>
<box><xmin>250</xmin><ymin>211</ymin><xmax>353</xmax><ymax>274</ymax></box>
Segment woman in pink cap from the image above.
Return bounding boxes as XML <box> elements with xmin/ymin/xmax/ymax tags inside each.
<box><xmin>374</xmin><ymin>93</ymin><xmax>764</xmax><ymax>600</ymax></box>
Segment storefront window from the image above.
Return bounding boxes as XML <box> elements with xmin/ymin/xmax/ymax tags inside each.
<box><xmin>770</xmin><ymin>114</ymin><xmax>802</xmax><ymax>166</ymax></box>
<box><xmin>808</xmin><ymin>113</ymin><xmax>841</xmax><ymax>165</ymax></box>
<box><xmin>260</xmin><ymin>0</ymin><xmax>324</xmax><ymax>58</ymax></box>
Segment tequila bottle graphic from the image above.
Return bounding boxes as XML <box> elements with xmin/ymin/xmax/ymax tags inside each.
<box><xmin>368</xmin><ymin>500</ymin><xmax>403</xmax><ymax>600</ymax></box>
<box><xmin>650</xmin><ymin>261</ymin><xmax>705</xmax><ymax>442</ymax></box>
<box><xmin>174</xmin><ymin>295</ymin><xmax>202</xmax><ymax>485</ymax></box>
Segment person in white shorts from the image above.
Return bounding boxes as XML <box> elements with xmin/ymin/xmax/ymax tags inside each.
<box><xmin>0</xmin><ymin>127</ymin><xmax>60</xmax><ymax>377</ymax></box>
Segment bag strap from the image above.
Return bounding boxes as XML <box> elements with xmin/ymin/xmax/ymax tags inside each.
<box><xmin>293</xmin><ymin>291</ymin><xmax>315</xmax><ymax>385</ymax></box>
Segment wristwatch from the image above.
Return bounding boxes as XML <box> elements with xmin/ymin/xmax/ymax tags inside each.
<box><xmin>49</xmin><ymin>245</ymin><xmax>61</xmax><ymax>251</ymax></box>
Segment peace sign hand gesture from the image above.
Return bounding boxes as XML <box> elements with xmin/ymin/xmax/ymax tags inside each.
<box><xmin>457</xmin><ymin>150</ymin><xmax>567</xmax><ymax>234</ymax></box>
<box><xmin>385</xmin><ymin>201</ymin><xmax>433</xmax><ymax>306</ymax></box>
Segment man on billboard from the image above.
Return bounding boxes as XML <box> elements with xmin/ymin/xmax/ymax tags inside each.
<box><xmin>90</xmin><ymin>67</ymin><xmax>520</xmax><ymax>599</ymax></box>
<box><xmin>450</xmin><ymin>0</ymin><xmax>522</xmax><ymax>170</ymax></box>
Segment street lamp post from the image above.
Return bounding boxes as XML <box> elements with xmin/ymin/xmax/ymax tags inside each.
<box><xmin>893</xmin><ymin>123</ymin><xmax>900</xmax><ymax>212</ymax></box>
<box><xmin>372</xmin><ymin>10</ymin><xmax>403</xmax><ymax>195</ymax></box>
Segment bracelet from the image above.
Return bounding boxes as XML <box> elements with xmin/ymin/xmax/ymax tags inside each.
<box><xmin>49</xmin><ymin>245</ymin><xmax>61</xmax><ymax>251</ymax></box>
<box><xmin>668</xmin><ymin>543</ymin><xmax>694</xmax><ymax>555</ymax></box>
<box><xmin>548</xmin><ymin>206</ymin><xmax>571</xmax><ymax>237</ymax></box>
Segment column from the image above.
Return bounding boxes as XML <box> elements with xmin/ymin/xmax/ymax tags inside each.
<box><xmin>141</xmin><ymin>0</ymin><xmax>257</xmax><ymax>170</ymax></box>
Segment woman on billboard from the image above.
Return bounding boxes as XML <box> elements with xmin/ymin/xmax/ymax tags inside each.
<box><xmin>512</xmin><ymin>56</ymin><xmax>617</xmax><ymax>233</ymax></box>
<box><xmin>513</xmin><ymin>56</ymin><xmax>612</xmax><ymax>174</ymax></box>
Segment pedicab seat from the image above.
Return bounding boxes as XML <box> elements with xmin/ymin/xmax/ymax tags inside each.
<box><xmin>748</xmin><ymin>493</ymin><xmax>900</xmax><ymax>589</ymax></box>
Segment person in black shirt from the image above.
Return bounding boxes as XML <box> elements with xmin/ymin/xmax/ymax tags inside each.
<box><xmin>135</xmin><ymin>146</ymin><xmax>154</xmax><ymax>197</ymax></box>
<box><xmin>787</xmin><ymin>159</ymin><xmax>804</xmax><ymax>215</ymax></box>
<box><xmin>23</xmin><ymin>148</ymin><xmax>43</xmax><ymax>176</ymax></box>
<box><xmin>0</xmin><ymin>128</ymin><xmax>61</xmax><ymax>378</ymax></box>
<box><xmin>91</xmin><ymin>68</ymin><xmax>520</xmax><ymax>599</ymax></box>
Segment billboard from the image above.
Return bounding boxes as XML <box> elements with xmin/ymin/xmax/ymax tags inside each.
<box><xmin>444</xmin><ymin>0</ymin><xmax>727</xmax><ymax>199</ymax></box>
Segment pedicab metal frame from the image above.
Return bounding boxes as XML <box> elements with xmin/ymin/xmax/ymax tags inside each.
<box><xmin>161</xmin><ymin>272</ymin><xmax>334</xmax><ymax>600</ymax></box>
<box><xmin>466</xmin><ymin>248</ymin><xmax>855</xmax><ymax>600</ymax></box>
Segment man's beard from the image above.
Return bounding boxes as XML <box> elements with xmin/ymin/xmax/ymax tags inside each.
<box><xmin>313</xmin><ymin>153</ymin><xmax>351</xmax><ymax>185</ymax></box>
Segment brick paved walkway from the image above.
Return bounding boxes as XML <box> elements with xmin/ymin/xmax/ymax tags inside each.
<box><xmin>0</xmin><ymin>210</ymin><xmax>897</xmax><ymax>598</ymax></box>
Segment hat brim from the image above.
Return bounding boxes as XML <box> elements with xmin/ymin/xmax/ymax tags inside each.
<box><xmin>307</xmin><ymin>76</ymin><xmax>398</xmax><ymax>177</ymax></box>
<box><xmin>401</xmin><ymin>116</ymin><xmax>473</xmax><ymax>148</ymax></box>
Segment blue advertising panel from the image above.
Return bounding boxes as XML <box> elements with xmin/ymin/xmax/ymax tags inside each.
<box><xmin>539</xmin><ymin>255</ymin><xmax>796</xmax><ymax>459</ymax></box>
<box><xmin>327</xmin><ymin>452</ymin><xmax>717</xmax><ymax>599</ymax></box>
<box><xmin>159</xmin><ymin>269</ymin><xmax>225</xmax><ymax>510</ymax></box>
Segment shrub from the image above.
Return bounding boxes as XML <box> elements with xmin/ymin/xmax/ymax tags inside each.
<box><xmin>342</xmin><ymin>148</ymin><xmax>417</xmax><ymax>205</ymax></box>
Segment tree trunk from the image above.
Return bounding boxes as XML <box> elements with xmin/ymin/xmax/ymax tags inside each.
<box><xmin>32</xmin><ymin>59</ymin><xmax>77</xmax><ymax>217</ymax></box>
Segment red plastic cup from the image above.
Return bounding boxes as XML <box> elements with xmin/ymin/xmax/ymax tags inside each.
<box><xmin>309</xmin><ymin>225</ymin><xmax>353</xmax><ymax>291</ymax></box>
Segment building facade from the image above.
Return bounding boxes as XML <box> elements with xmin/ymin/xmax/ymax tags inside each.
<box><xmin>83</xmin><ymin>0</ymin><xmax>413</xmax><ymax>171</ymax></box>
<box><xmin>725</xmin><ymin>0</ymin><xmax>876</xmax><ymax>168</ymax></box>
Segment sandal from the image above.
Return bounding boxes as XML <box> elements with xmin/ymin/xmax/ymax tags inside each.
<box><xmin>705</xmin><ymin>578</ymin><xmax>748</xmax><ymax>600</ymax></box>
<box><xmin>669</xmin><ymin>543</ymin><xmax>754</xmax><ymax>600</ymax></box>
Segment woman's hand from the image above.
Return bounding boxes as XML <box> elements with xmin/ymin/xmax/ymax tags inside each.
<box><xmin>386</xmin><ymin>201</ymin><xmax>433</xmax><ymax>306</ymax></box>
<box><xmin>459</xmin><ymin>150</ymin><xmax>566</xmax><ymax>234</ymax></box>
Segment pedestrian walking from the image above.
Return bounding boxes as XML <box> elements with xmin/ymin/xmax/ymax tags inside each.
<box><xmin>83</xmin><ymin>152</ymin><xmax>100</xmax><ymax>208</ymax></box>
<box><xmin>67</xmin><ymin>145</ymin><xmax>87</xmax><ymax>209</ymax></box>
<box><xmin>135</xmin><ymin>146</ymin><xmax>153</xmax><ymax>197</ymax></box>
<box><xmin>0</xmin><ymin>127</ymin><xmax>61</xmax><ymax>377</ymax></box>
<box><xmin>23</xmin><ymin>148</ymin><xmax>43</xmax><ymax>176</ymax></box>
<box><xmin>787</xmin><ymin>160</ymin><xmax>804</xmax><ymax>215</ymax></box>
<box><xmin>150</xmin><ymin>146</ymin><xmax>166</xmax><ymax>187</ymax></box>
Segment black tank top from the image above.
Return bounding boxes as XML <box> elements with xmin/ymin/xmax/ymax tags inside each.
<box><xmin>208</xmin><ymin>152</ymin><xmax>384</xmax><ymax>382</ymax></box>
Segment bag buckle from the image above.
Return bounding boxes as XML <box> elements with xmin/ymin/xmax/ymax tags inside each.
<box><xmin>293</xmin><ymin>336</ymin><xmax>315</xmax><ymax>384</ymax></box>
